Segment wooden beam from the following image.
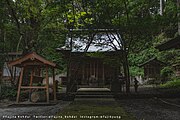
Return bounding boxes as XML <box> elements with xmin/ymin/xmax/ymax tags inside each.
<box><xmin>46</xmin><ymin>66</ymin><xmax>49</xmax><ymax>103</ymax></box>
<box><xmin>52</xmin><ymin>68</ymin><xmax>57</xmax><ymax>101</ymax></box>
<box><xmin>16</xmin><ymin>67</ymin><xmax>24</xmax><ymax>103</ymax></box>
<box><xmin>21</xmin><ymin>62</ymin><xmax>45</xmax><ymax>67</ymax></box>
<box><xmin>21</xmin><ymin>86</ymin><xmax>46</xmax><ymax>89</ymax></box>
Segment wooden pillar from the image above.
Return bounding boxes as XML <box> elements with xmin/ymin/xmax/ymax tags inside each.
<box><xmin>94</xmin><ymin>61</ymin><xmax>95</xmax><ymax>76</ymax></box>
<box><xmin>87</xmin><ymin>63</ymin><xmax>89</xmax><ymax>84</ymax></box>
<box><xmin>30</xmin><ymin>68</ymin><xmax>34</xmax><ymax>89</ymax></box>
<box><xmin>46</xmin><ymin>66</ymin><xmax>49</xmax><ymax>103</ymax></box>
<box><xmin>90</xmin><ymin>61</ymin><xmax>92</xmax><ymax>76</ymax></box>
<box><xmin>102</xmin><ymin>63</ymin><xmax>105</xmax><ymax>86</ymax></box>
<box><xmin>97</xmin><ymin>61</ymin><xmax>99</xmax><ymax>85</ymax></box>
<box><xmin>52</xmin><ymin>68</ymin><xmax>57</xmax><ymax>101</ymax></box>
<box><xmin>82</xmin><ymin>62</ymin><xmax>84</xmax><ymax>83</ymax></box>
<box><xmin>16</xmin><ymin>67</ymin><xmax>24</xmax><ymax>103</ymax></box>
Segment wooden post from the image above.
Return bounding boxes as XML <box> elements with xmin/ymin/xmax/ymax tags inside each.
<box><xmin>87</xmin><ymin>63</ymin><xmax>89</xmax><ymax>84</ymax></box>
<box><xmin>90</xmin><ymin>61</ymin><xmax>92</xmax><ymax>77</ymax></box>
<box><xmin>52</xmin><ymin>68</ymin><xmax>57</xmax><ymax>101</ymax></box>
<box><xmin>82</xmin><ymin>63</ymin><xmax>85</xmax><ymax>84</ymax></box>
<box><xmin>16</xmin><ymin>67</ymin><xmax>24</xmax><ymax>103</ymax></box>
<box><xmin>46</xmin><ymin>66</ymin><xmax>49</xmax><ymax>103</ymax></box>
<box><xmin>30</xmin><ymin>68</ymin><xmax>34</xmax><ymax>89</ymax></box>
<box><xmin>102</xmin><ymin>63</ymin><xmax>105</xmax><ymax>86</ymax></box>
<box><xmin>97</xmin><ymin>61</ymin><xmax>99</xmax><ymax>85</ymax></box>
<box><xmin>94</xmin><ymin>61</ymin><xmax>95</xmax><ymax>76</ymax></box>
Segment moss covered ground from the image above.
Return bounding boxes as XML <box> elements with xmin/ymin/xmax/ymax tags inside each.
<box><xmin>56</xmin><ymin>99</ymin><xmax>135</xmax><ymax>120</ymax></box>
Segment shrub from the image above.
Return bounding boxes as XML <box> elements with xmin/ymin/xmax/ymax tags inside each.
<box><xmin>0</xmin><ymin>86</ymin><xmax>17</xmax><ymax>100</ymax></box>
<box><xmin>160</xmin><ymin>78</ymin><xmax>180</xmax><ymax>88</ymax></box>
<box><xmin>160</xmin><ymin>66</ymin><xmax>174</xmax><ymax>83</ymax></box>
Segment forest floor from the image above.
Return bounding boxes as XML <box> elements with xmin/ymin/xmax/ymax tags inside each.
<box><xmin>118</xmin><ymin>98</ymin><xmax>180</xmax><ymax>120</ymax></box>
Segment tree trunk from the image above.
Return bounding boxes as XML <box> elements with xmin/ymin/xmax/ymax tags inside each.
<box><xmin>123</xmin><ymin>51</ymin><xmax>130</xmax><ymax>93</ymax></box>
<box><xmin>177</xmin><ymin>0</ymin><xmax>180</xmax><ymax>35</ymax></box>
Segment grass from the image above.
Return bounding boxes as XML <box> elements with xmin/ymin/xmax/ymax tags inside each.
<box><xmin>56</xmin><ymin>100</ymin><xmax>135</xmax><ymax>120</ymax></box>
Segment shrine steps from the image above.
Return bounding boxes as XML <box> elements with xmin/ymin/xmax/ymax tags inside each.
<box><xmin>75</xmin><ymin>88</ymin><xmax>114</xmax><ymax>100</ymax></box>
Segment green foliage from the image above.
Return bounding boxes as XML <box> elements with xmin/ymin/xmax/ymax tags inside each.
<box><xmin>0</xmin><ymin>0</ymin><xmax>179</xmax><ymax>79</ymax></box>
<box><xmin>160</xmin><ymin>66</ymin><xmax>174</xmax><ymax>78</ymax></box>
<box><xmin>0</xmin><ymin>86</ymin><xmax>17</xmax><ymax>100</ymax></box>
<box><xmin>128</xmin><ymin>46</ymin><xmax>159</xmax><ymax>67</ymax></box>
<box><xmin>129</xmin><ymin>66</ymin><xmax>143</xmax><ymax>77</ymax></box>
<box><xmin>160</xmin><ymin>78</ymin><xmax>180</xmax><ymax>88</ymax></box>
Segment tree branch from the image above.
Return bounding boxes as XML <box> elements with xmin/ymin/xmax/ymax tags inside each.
<box><xmin>5</xmin><ymin>0</ymin><xmax>23</xmax><ymax>35</ymax></box>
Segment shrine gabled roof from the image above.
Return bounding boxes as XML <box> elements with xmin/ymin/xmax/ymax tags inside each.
<box><xmin>138</xmin><ymin>57</ymin><xmax>166</xmax><ymax>67</ymax></box>
<box><xmin>8</xmin><ymin>52</ymin><xmax>56</xmax><ymax>67</ymax></box>
<box><xmin>56</xmin><ymin>32</ymin><xmax>122</xmax><ymax>52</ymax></box>
<box><xmin>155</xmin><ymin>35</ymin><xmax>180</xmax><ymax>51</ymax></box>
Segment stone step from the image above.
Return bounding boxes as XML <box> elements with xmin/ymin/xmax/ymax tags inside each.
<box><xmin>75</xmin><ymin>88</ymin><xmax>114</xmax><ymax>99</ymax></box>
<box><xmin>74</xmin><ymin>98</ymin><xmax>115</xmax><ymax>102</ymax></box>
<box><xmin>76</xmin><ymin>91</ymin><xmax>112</xmax><ymax>95</ymax></box>
<box><xmin>75</xmin><ymin>94</ymin><xmax>114</xmax><ymax>98</ymax></box>
<box><xmin>77</xmin><ymin>88</ymin><xmax>111</xmax><ymax>92</ymax></box>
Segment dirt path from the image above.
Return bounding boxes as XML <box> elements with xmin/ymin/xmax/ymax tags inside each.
<box><xmin>118</xmin><ymin>99</ymin><xmax>180</xmax><ymax>120</ymax></box>
<box><xmin>0</xmin><ymin>101</ymin><xmax>71</xmax><ymax>120</ymax></box>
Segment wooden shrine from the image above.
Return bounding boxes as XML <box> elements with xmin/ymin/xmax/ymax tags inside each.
<box><xmin>56</xmin><ymin>29</ymin><xmax>129</xmax><ymax>93</ymax></box>
<box><xmin>139</xmin><ymin>58</ymin><xmax>165</xmax><ymax>80</ymax></box>
<box><xmin>58</xmin><ymin>50</ymin><xmax>122</xmax><ymax>92</ymax></box>
<box><xmin>68</xmin><ymin>53</ymin><xmax>119</xmax><ymax>86</ymax></box>
<box><xmin>8</xmin><ymin>52</ymin><xmax>57</xmax><ymax>103</ymax></box>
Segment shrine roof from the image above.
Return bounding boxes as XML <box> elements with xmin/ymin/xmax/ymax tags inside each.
<box><xmin>8</xmin><ymin>52</ymin><xmax>56</xmax><ymax>67</ymax></box>
<box><xmin>56</xmin><ymin>32</ymin><xmax>122</xmax><ymax>52</ymax></box>
<box><xmin>138</xmin><ymin>57</ymin><xmax>166</xmax><ymax>67</ymax></box>
<box><xmin>155</xmin><ymin>35</ymin><xmax>180</xmax><ymax>51</ymax></box>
